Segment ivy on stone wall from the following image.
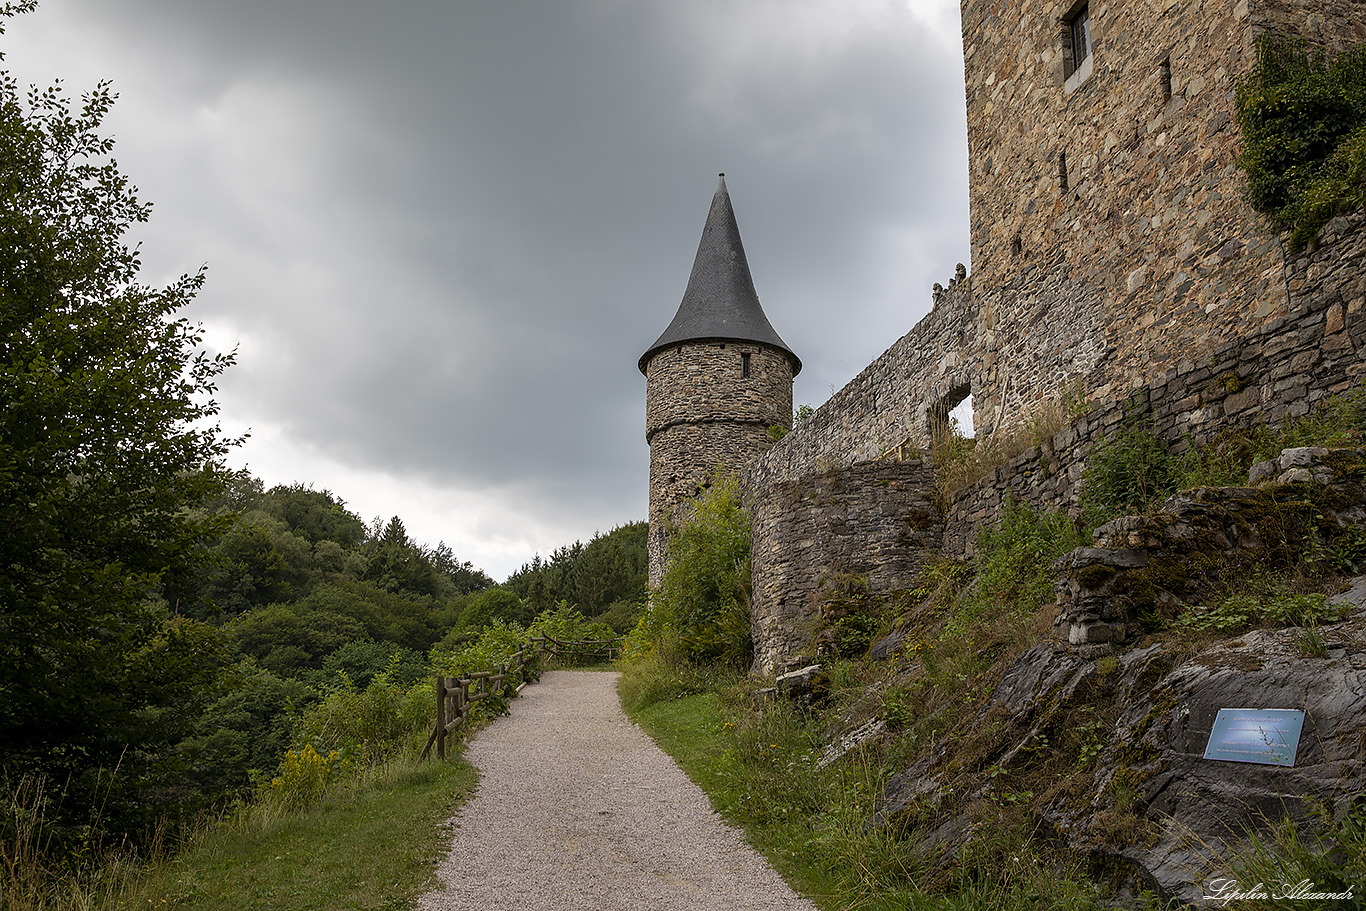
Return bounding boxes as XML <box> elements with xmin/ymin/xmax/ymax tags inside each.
<box><xmin>1235</xmin><ymin>35</ymin><xmax>1366</xmax><ymax>250</ymax></box>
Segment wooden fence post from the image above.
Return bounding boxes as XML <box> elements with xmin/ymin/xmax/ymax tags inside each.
<box><xmin>435</xmin><ymin>675</ymin><xmax>447</xmax><ymax>760</ymax></box>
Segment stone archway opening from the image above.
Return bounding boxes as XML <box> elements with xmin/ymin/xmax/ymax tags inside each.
<box><xmin>931</xmin><ymin>383</ymin><xmax>975</xmax><ymax>441</ymax></box>
<box><xmin>949</xmin><ymin>393</ymin><xmax>975</xmax><ymax>438</ymax></box>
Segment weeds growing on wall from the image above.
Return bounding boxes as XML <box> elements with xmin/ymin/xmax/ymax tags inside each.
<box><xmin>930</xmin><ymin>392</ymin><xmax>1080</xmax><ymax>507</ymax></box>
<box><xmin>1081</xmin><ymin>414</ymin><xmax>1179</xmax><ymax>522</ymax></box>
<box><xmin>1081</xmin><ymin>380</ymin><xmax>1366</xmax><ymax>526</ymax></box>
<box><xmin>1236</xmin><ymin>35</ymin><xmax>1366</xmax><ymax>249</ymax></box>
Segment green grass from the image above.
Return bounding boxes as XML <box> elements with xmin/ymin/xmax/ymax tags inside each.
<box><xmin>115</xmin><ymin>755</ymin><xmax>476</xmax><ymax>911</ymax></box>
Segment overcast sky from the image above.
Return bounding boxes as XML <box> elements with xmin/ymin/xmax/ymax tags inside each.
<box><xmin>5</xmin><ymin>0</ymin><xmax>971</xmax><ymax>581</ymax></box>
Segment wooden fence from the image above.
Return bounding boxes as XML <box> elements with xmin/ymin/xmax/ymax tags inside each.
<box><xmin>420</xmin><ymin>633</ymin><xmax>625</xmax><ymax>761</ymax></box>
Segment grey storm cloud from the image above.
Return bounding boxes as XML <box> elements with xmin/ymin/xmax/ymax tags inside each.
<box><xmin>4</xmin><ymin>0</ymin><xmax>971</xmax><ymax>578</ymax></box>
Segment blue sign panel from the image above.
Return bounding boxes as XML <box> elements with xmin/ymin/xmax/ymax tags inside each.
<box><xmin>1203</xmin><ymin>709</ymin><xmax>1306</xmax><ymax>767</ymax></box>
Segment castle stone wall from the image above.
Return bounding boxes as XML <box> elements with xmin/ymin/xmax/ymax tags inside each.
<box><xmin>944</xmin><ymin>212</ymin><xmax>1365</xmax><ymax>556</ymax></box>
<box><xmin>749</xmin><ymin>460</ymin><xmax>943</xmax><ymax>672</ymax></box>
<box><xmin>1253</xmin><ymin>0</ymin><xmax>1366</xmax><ymax>54</ymax></box>
<box><xmin>744</xmin><ymin>267</ymin><xmax>977</xmax><ymax>496</ymax></box>
<box><xmin>956</xmin><ymin>0</ymin><xmax>1366</xmax><ymax>438</ymax></box>
<box><xmin>747</xmin><ymin>212</ymin><xmax>1364</xmax><ymax>673</ymax></box>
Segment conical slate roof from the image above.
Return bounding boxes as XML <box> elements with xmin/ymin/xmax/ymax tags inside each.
<box><xmin>638</xmin><ymin>175</ymin><xmax>801</xmax><ymax>375</ymax></box>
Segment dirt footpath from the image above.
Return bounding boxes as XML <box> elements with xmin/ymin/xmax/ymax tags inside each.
<box><xmin>415</xmin><ymin>670</ymin><xmax>819</xmax><ymax>911</ymax></box>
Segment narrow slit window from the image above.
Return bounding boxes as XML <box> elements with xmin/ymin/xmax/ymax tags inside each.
<box><xmin>1159</xmin><ymin>56</ymin><xmax>1172</xmax><ymax>101</ymax></box>
<box><xmin>741</xmin><ymin>352</ymin><xmax>751</xmax><ymax>378</ymax></box>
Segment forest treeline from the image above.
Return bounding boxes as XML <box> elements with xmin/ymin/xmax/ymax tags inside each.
<box><xmin>10</xmin><ymin>454</ymin><xmax>648</xmax><ymax>851</ymax></box>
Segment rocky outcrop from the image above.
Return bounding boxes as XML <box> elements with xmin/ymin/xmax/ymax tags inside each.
<box><xmin>1062</xmin><ymin>620</ymin><xmax>1366</xmax><ymax>903</ymax></box>
<box><xmin>877</xmin><ymin>604</ymin><xmax>1366</xmax><ymax>903</ymax></box>
<box><xmin>876</xmin><ymin>449</ymin><xmax>1366</xmax><ymax>902</ymax></box>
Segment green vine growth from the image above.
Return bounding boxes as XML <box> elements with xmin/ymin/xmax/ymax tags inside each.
<box><xmin>1235</xmin><ymin>34</ymin><xmax>1366</xmax><ymax>250</ymax></box>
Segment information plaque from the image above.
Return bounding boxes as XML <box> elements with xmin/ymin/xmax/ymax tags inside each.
<box><xmin>1203</xmin><ymin>708</ymin><xmax>1305</xmax><ymax>767</ymax></box>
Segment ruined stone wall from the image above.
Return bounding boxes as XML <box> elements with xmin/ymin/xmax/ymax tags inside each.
<box><xmin>742</xmin><ymin>270</ymin><xmax>977</xmax><ymax>671</ymax></box>
<box><xmin>745</xmin><ymin>267</ymin><xmax>977</xmax><ymax>497</ymax></box>
<box><xmin>645</xmin><ymin>341</ymin><xmax>792</xmax><ymax>585</ymax></box>
<box><xmin>746</xmin><ymin>213</ymin><xmax>1363</xmax><ymax>672</ymax></box>
<box><xmin>945</xmin><ymin>213</ymin><xmax>1366</xmax><ymax>556</ymax></box>
<box><xmin>748</xmin><ymin>460</ymin><xmax>943</xmax><ymax>673</ymax></box>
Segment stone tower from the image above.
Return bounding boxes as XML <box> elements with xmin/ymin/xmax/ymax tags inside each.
<box><xmin>640</xmin><ymin>175</ymin><xmax>801</xmax><ymax>586</ymax></box>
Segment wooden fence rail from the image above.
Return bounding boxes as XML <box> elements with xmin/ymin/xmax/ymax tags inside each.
<box><xmin>420</xmin><ymin>633</ymin><xmax>625</xmax><ymax>761</ymax></box>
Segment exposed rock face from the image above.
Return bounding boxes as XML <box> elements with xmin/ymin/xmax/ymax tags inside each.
<box><xmin>877</xmin><ymin>608</ymin><xmax>1366</xmax><ymax>903</ymax></box>
<box><xmin>1066</xmin><ymin>623</ymin><xmax>1366</xmax><ymax>903</ymax></box>
<box><xmin>875</xmin><ymin>449</ymin><xmax>1366</xmax><ymax>902</ymax></box>
<box><xmin>775</xmin><ymin>664</ymin><xmax>828</xmax><ymax>705</ymax></box>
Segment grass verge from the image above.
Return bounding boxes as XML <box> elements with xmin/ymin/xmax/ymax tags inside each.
<box><xmin>622</xmin><ymin>686</ymin><xmax>852</xmax><ymax>909</ymax></box>
<box><xmin>111</xmin><ymin>754</ymin><xmax>476</xmax><ymax>911</ymax></box>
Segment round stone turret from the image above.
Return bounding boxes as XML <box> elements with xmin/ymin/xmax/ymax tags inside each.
<box><xmin>641</xmin><ymin>175</ymin><xmax>800</xmax><ymax>585</ymax></box>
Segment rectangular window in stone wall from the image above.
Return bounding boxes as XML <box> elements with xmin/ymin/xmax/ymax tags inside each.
<box><xmin>1071</xmin><ymin>6</ymin><xmax>1090</xmax><ymax>68</ymax></box>
<box><xmin>1062</xmin><ymin>2</ymin><xmax>1093</xmax><ymax>93</ymax></box>
<box><xmin>741</xmin><ymin>352</ymin><xmax>751</xmax><ymax>378</ymax></box>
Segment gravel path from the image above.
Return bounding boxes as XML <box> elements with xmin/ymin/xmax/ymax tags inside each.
<box><xmin>415</xmin><ymin>670</ymin><xmax>819</xmax><ymax>911</ymax></box>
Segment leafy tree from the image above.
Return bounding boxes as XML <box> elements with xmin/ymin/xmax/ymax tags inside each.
<box><xmin>0</xmin><ymin>0</ymin><xmax>236</xmax><ymax>837</ymax></box>
<box><xmin>174</xmin><ymin>657</ymin><xmax>313</xmax><ymax>800</ymax></box>
<box><xmin>503</xmin><ymin>522</ymin><xmax>647</xmax><ymax>617</ymax></box>
<box><xmin>260</xmin><ymin>483</ymin><xmax>366</xmax><ymax>548</ymax></box>
<box><xmin>198</xmin><ymin>510</ymin><xmax>314</xmax><ymax>613</ymax></box>
<box><xmin>229</xmin><ymin>578</ymin><xmax>441</xmax><ymax>680</ymax></box>
<box><xmin>322</xmin><ymin>639</ymin><xmax>427</xmax><ymax>689</ymax></box>
<box><xmin>457</xmin><ymin>588</ymin><xmax>532</xmax><ymax>633</ymax></box>
<box><xmin>426</xmin><ymin>540</ymin><xmax>493</xmax><ymax>595</ymax></box>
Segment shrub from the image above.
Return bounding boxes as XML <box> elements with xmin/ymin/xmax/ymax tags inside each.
<box><xmin>636</xmin><ymin>469</ymin><xmax>753</xmax><ymax>668</ymax></box>
<box><xmin>432</xmin><ymin>619</ymin><xmax>530</xmax><ymax>678</ymax></box>
<box><xmin>289</xmin><ymin>664</ymin><xmax>431</xmax><ymax>766</ymax></box>
<box><xmin>958</xmin><ymin>499</ymin><xmax>1085</xmax><ymax>631</ymax></box>
<box><xmin>528</xmin><ymin>602</ymin><xmax>618</xmax><ymax>665</ymax></box>
<box><xmin>1236</xmin><ymin>35</ymin><xmax>1366</xmax><ymax>249</ymax></box>
<box><xmin>267</xmin><ymin>743</ymin><xmax>353</xmax><ymax>809</ymax></box>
